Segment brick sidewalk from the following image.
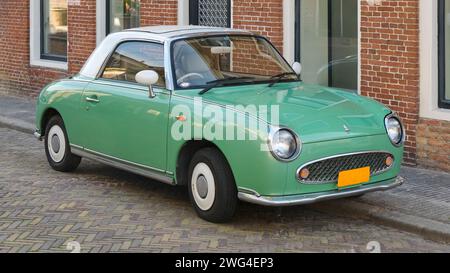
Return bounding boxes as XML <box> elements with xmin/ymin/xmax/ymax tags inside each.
<box><xmin>0</xmin><ymin>95</ymin><xmax>35</xmax><ymax>133</ymax></box>
<box><xmin>0</xmin><ymin>127</ymin><xmax>448</xmax><ymax>252</ymax></box>
<box><xmin>0</xmin><ymin>94</ymin><xmax>449</xmax><ymax>243</ymax></box>
<box><xmin>312</xmin><ymin>167</ymin><xmax>450</xmax><ymax>242</ymax></box>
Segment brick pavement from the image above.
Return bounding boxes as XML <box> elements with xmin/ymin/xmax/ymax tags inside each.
<box><xmin>0</xmin><ymin>128</ymin><xmax>448</xmax><ymax>253</ymax></box>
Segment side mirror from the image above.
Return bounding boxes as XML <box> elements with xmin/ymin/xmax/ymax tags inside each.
<box><xmin>292</xmin><ymin>62</ymin><xmax>302</xmax><ymax>76</ymax></box>
<box><xmin>135</xmin><ymin>70</ymin><xmax>159</xmax><ymax>98</ymax></box>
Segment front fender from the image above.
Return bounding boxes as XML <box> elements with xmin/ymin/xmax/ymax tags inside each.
<box><xmin>35</xmin><ymin>77</ymin><xmax>90</xmax><ymax>145</ymax></box>
<box><xmin>167</xmin><ymin>92</ymin><xmax>288</xmax><ymax>196</ymax></box>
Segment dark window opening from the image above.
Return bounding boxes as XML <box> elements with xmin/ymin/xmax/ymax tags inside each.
<box><xmin>295</xmin><ymin>0</ymin><xmax>358</xmax><ymax>91</ymax></box>
<box><xmin>106</xmin><ymin>0</ymin><xmax>141</xmax><ymax>35</ymax></box>
<box><xmin>189</xmin><ymin>0</ymin><xmax>231</xmax><ymax>28</ymax></box>
<box><xmin>40</xmin><ymin>0</ymin><xmax>68</xmax><ymax>62</ymax></box>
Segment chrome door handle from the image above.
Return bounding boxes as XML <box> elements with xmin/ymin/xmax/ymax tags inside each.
<box><xmin>85</xmin><ymin>97</ymin><xmax>100</xmax><ymax>103</ymax></box>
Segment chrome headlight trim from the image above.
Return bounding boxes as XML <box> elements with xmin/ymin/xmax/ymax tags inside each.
<box><xmin>268</xmin><ymin>126</ymin><xmax>302</xmax><ymax>162</ymax></box>
<box><xmin>384</xmin><ymin>113</ymin><xmax>405</xmax><ymax>147</ymax></box>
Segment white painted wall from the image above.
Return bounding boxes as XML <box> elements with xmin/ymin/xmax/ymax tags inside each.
<box><xmin>419</xmin><ymin>0</ymin><xmax>450</xmax><ymax>121</ymax></box>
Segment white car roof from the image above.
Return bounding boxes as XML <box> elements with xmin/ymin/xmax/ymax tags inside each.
<box><xmin>79</xmin><ymin>25</ymin><xmax>254</xmax><ymax>79</ymax></box>
<box><xmin>125</xmin><ymin>25</ymin><xmax>253</xmax><ymax>40</ymax></box>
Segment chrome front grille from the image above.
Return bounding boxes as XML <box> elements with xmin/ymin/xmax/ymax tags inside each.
<box><xmin>297</xmin><ymin>152</ymin><xmax>394</xmax><ymax>185</ymax></box>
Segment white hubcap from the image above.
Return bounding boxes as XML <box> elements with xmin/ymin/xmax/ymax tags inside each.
<box><xmin>191</xmin><ymin>163</ymin><xmax>216</xmax><ymax>211</ymax></box>
<box><xmin>47</xmin><ymin>125</ymin><xmax>66</xmax><ymax>163</ymax></box>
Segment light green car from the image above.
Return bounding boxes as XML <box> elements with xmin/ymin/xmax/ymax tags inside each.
<box><xmin>35</xmin><ymin>26</ymin><xmax>405</xmax><ymax>222</ymax></box>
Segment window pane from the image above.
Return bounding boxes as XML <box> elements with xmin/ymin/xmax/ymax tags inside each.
<box><xmin>108</xmin><ymin>0</ymin><xmax>140</xmax><ymax>34</ymax></box>
<box><xmin>445</xmin><ymin>0</ymin><xmax>450</xmax><ymax>100</ymax></box>
<box><xmin>297</xmin><ymin>0</ymin><xmax>358</xmax><ymax>91</ymax></box>
<box><xmin>101</xmin><ymin>42</ymin><xmax>165</xmax><ymax>87</ymax></box>
<box><xmin>172</xmin><ymin>36</ymin><xmax>295</xmax><ymax>89</ymax></box>
<box><xmin>42</xmin><ymin>0</ymin><xmax>68</xmax><ymax>60</ymax></box>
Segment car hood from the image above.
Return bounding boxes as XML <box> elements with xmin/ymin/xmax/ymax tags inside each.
<box><xmin>197</xmin><ymin>82</ymin><xmax>392</xmax><ymax>144</ymax></box>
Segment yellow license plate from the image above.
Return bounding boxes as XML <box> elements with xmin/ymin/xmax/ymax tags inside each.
<box><xmin>338</xmin><ymin>167</ymin><xmax>370</xmax><ymax>188</ymax></box>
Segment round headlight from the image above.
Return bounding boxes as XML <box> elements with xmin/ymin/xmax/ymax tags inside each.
<box><xmin>385</xmin><ymin>115</ymin><xmax>404</xmax><ymax>146</ymax></box>
<box><xmin>270</xmin><ymin>128</ymin><xmax>301</xmax><ymax>161</ymax></box>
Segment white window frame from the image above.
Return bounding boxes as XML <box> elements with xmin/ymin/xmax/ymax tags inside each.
<box><xmin>30</xmin><ymin>0</ymin><xmax>68</xmax><ymax>70</ymax></box>
<box><xmin>178</xmin><ymin>0</ymin><xmax>189</xmax><ymax>25</ymax></box>
<box><xmin>96</xmin><ymin>0</ymin><xmax>107</xmax><ymax>45</ymax></box>
<box><xmin>420</xmin><ymin>0</ymin><xmax>450</xmax><ymax>121</ymax></box>
<box><xmin>283</xmin><ymin>0</ymin><xmax>361</xmax><ymax>94</ymax></box>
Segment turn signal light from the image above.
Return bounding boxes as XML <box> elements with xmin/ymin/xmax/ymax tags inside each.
<box><xmin>385</xmin><ymin>156</ymin><xmax>394</xmax><ymax>167</ymax></box>
<box><xmin>299</xmin><ymin>168</ymin><xmax>310</xmax><ymax>180</ymax></box>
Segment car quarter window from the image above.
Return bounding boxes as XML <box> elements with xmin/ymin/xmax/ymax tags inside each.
<box><xmin>100</xmin><ymin>41</ymin><xmax>166</xmax><ymax>87</ymax></box>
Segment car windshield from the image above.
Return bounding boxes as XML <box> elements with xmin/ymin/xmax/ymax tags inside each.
<box><xmin>172</xmin><ymin>35</ymin><xmax>298</xmax><ymax>89</ymax></box>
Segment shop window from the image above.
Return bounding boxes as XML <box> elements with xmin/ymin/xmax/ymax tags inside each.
<box><xmin>107</xmin><ymin>0</ymin><xmax>141</xmax><ymax>34</ymax></box>
<box><xmin>295</xmin><ymin>0</ymin><xmax>358</xmax><ymax>91</ymax></box>
<box><xmin>41</xmin><ymin>0</ymin><xmax>68</xmax><ymax>61</ymax></box>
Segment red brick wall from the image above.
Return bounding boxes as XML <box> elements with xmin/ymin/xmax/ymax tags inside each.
<box><xmin>140</xmin><ymin>0</ymin><xmax>178</xmax><ymax>26</ymax></box>
<box><xmin>360</xmin><ymin>0</ymin><xmax>420</xmax><ymax>164</ymax></box>
<box><xmin>68</xmin><ymin>0</ymin><xmax>97</xmax><ymax>73</ymax></box>
<box><xmin>417</xmin><ymin>119</ymin><xmax>450</xmax><ymax>172</ymax></box>
<box><xmin>0</xmin><ymin>0</ymin><xmax>67</xmax><ymax>98</ymax></box>
<box><xmin>233</xmin><ymin>0</ymin><xmax>284</xmax><ymax>52</ymax></box>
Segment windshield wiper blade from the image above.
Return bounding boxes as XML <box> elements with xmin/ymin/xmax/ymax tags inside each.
<box><xmin>268</xmin><ymin>72</ymin><xmax>298</xmax><ymax>87</ymax></box>
<box><xmin>198</xmin><ymin>76</ymin><xmax>255</xmax><ymax>95</ymax></box>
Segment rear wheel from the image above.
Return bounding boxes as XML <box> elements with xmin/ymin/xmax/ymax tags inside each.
<box><xmin>188</xmin><ymin>148</ymin><xmax>238</xmax><ymax>223</ymax></box>
<box><xmin>44</xmin><ymin>115</ymin><xmax>81</xmax><ymax>172</ymax></box>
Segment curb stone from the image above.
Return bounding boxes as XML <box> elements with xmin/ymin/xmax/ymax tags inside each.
<box><xmin>0</xmin><ymin>116</ymin><xmax>34</xmax><ymax>134</ymax></box>
<box><xmin>312</xmin><ymin>199</ymin><xmax>450</xmax><ymax>244</ymax></box>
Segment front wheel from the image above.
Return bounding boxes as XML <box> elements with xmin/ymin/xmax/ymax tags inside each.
<box><xmin>44</xmin><ymin>115</ymin><xmax>81</xmax><ymax>172</ymax></box>
<box><xmin>188</xmin><ymin>148</ymin><xmax>238</xmax><ymax>223</ymax></box>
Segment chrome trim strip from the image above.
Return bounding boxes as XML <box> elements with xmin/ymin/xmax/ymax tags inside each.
<box><xmin>295</xmin><ymin>150</ymin><xmax>395</xmax><ymax>183</ymax></box>
<box><xmin>70</xmin><ymin>144</ymin><xmax>83</xmax><ymax>150</ymax></box>
<box><xmin>238</xmin><ymin>176</ymin><xmax>404</xmax><ymax>207</ymax></box>
<box><xmin>238</xmin><ymin>187</ymin><xmax>261</xmax><ymax>197</ymax></box>
<box><xmin>70</xmin><ymin>145</ymin><xmax>175</xmax><ymax>185</ymax></box>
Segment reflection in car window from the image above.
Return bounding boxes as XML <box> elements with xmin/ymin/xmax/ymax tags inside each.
<box><xmin>101</xmin><ymin>41</ymin><xmax>166</xmax><ymax>87</ymax></box>
<box><xmin>172</xmin><ymin>35</ymin><xmax>296</xmax><ymax>89</ymax></box>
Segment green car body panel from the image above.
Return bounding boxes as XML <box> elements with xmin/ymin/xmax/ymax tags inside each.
<box><xmin>36</xmin><ymin>77</ymin><xmax>403</xmax><ymax>197</ymax></box>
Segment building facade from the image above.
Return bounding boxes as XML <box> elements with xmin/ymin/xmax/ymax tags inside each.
<box><xmin>0</xmin><ymin>0</ymin><xmax>449</xmax><ymax>171</ymax></box>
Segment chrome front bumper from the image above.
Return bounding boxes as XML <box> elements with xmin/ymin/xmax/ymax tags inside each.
<box><xmin>238</xmin><ymin>176</ymin><xmax>404</xmax><ymax>207</ymax></box>
<box><xmin>34</xmin><ymin>129</ymin><xmax>43</xmax><ymax>141</ymax></box>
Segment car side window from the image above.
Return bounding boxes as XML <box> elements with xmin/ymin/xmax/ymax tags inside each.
<box><xmin>100</xmin><ymin>41</ymin><xmax>166</xmax><ymax>87</ymax></box>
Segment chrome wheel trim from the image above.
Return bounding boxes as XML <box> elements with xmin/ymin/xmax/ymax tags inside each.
<box><xmin>47</xmin><ymin>125</ymin><xmax>66</xmax><ymax>163</ymax></box>
<box><xmin>191</xmin><ymin>162</ymin><xmax>215</xmax><ymax>211</ymax></box>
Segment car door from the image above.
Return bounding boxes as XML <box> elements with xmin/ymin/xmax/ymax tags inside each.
<box><xmin>80</xmin><ymin>41</ymin><xmax>170</xmax><ymax>171</ymax></box>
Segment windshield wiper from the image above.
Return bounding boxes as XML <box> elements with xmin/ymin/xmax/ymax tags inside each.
<box><xmin>199</xmin><ymin>76</ymin><xmax>255</xmax><ymax>95</ymax></box>
<box><xmin>268</xmin><ymin>72</ymin><xmax>299</xmax><ymax>87</ymax></box>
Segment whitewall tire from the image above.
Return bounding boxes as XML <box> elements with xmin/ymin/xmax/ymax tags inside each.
<box><xmin>47</xmin><ymin>125</ymin><xmax>66</xmax><ymax>163</ymax></box>
<box><xmin>188</xmin><ymin>147</ymin><xmax>238</xmax><ymax>223</ymax></box>
<box><xmin>44</xmin><ymin>115</ymin><xmax>81</xmax><ymax>172</ymax></box>
<box><xmin>191</xmin><ymin>162</ymin><xmax>216</xmax><ymax>211</ymax></box>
